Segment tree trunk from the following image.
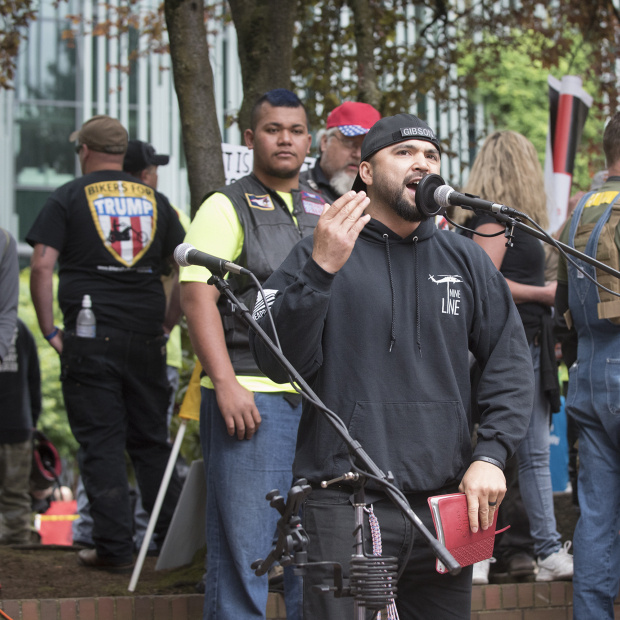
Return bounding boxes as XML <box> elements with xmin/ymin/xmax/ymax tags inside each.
<box><xmin>349</xmin><ymin>0</ymin><xmax>381</xmax><ymax>109</ymax></box>
<box><xmin>228</xmin><ymin>0</ymin><xmax>297</xmax><ymax>134</ymax></box>
<box><xmin>165</xmin><ymin>0</ymin><xmax>225</xmax><ymax>217</ymax></box>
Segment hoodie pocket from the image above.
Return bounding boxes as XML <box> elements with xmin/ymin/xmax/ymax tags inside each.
<box><xmin>348</xmin><ymin>400</ymin><xmax>469</xmax><ymax>491</ymax></box>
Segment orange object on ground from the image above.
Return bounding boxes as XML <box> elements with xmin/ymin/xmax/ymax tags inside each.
<box><xmin>34</xmin><ymin>500</ymin><xmax>78</xmax><ymax>546</ymax></box>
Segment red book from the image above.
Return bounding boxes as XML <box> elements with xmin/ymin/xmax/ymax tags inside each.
<box><xmin>427</xmin><ymin>492</ymin><xmax>508</xmax><ymax>574</ymax></box>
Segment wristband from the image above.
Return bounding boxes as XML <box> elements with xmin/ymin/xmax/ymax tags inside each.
<box><xmin>44</xmin><ymin>326</ymin><xmax>60</xmax><ymax>341</ymax></box>
<box><xmin>473</xmin><ymin>456</ymin><xmax>504</xmax><ymax>470</ymax></box>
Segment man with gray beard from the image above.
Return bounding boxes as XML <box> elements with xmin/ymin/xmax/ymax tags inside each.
<box><xmin>300</xmin><ymin>101</ymin><xmax>380</xmax><ymax>204</ymax></box>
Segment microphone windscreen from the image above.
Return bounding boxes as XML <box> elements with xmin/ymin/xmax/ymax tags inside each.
<box><xmin>434</xmin><ymin>185</ymin><xmax>454</xmax><ymax>210</ymax></box>
<box><xmin>415</xmin><ymin>174</ymin><xmax>445</xmax><ymax>217</ymax></box>
<box><xmin>174</xmin><ymin>242</ymin><xmax>193</xmax><ymax>267</ymax></box>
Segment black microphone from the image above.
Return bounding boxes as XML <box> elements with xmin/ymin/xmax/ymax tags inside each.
<box><xmin>174</xmin><ymin>243</ymin><xmax>251</xmax><ymax>276</ymax></box>
<box><xmin>434</xmin><ymin>185</ymin><xmax>522</xmax><ymax>218</ymax></box>
<box><xmin>415</xmin><ymin>173</ymin><xmax>447</xmax><ymax>217</ymax></box>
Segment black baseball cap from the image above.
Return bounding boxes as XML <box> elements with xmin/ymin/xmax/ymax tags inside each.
<box><xmin>352</xmin><ymin>114</ymin><xmax>441</xmax><ymax>192</ymax></box>
<box><xmin>123</xmin><ymin>140</ymin><xmax>170</xmax><ymax>173</ymax></box>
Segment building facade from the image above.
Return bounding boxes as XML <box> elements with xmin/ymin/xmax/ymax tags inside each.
<box><xmin>1</xmin><ymin>0</ymin><xmax>243</xmax><ymax>251</ymax></box>
<box><xmin>2</xmin><ymin>0</ymin><xmax>481</xmax><ymax>250</ymax></box>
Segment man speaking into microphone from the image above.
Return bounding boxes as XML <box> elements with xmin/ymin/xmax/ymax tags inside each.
<box><xmin>250</xmin><ymin>113</ymin><xmax>534</xmax><ymax>619</ymax></box>
<box><xmin>179</xmin><ymin>89</ymin><xmax>323</xmax><ymax>620</ymax></box>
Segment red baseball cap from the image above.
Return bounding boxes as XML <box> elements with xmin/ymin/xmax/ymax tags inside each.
<box><xmin>326</xmin><ymin>102</ymin><xmax>381</xmax><ymax>137</ymax></box>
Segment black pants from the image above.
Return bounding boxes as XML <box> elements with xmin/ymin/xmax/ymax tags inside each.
<box><xmin>61</xmin><ymin>328</ymin><xmax>182</xmax><ymax>562</ymax></box>
<box><xmin>302</xmin><ymin>486</ymin><xmax>473</xmax><ymax>619</ymax></box>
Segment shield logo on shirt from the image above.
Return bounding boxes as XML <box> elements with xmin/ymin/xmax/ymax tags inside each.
<box><xmin>85</xmin><ymin>180</ymin><xmax>157</xmax><ymax>266</ymax></box>
<box><xmin>246</xmin><ymin>193</ymin><xmax>274</xmax><ymax>210</ymax></box>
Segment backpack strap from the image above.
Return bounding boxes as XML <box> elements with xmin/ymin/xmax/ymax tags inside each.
<box><xmin>568</xmin><ymin>191</ymin><xmax>620</xmax><ymax>323</ymax></box>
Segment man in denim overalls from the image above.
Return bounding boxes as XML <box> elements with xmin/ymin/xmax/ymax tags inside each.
<box><xmin>556</xmin><ymin>113</ymin><xmax>620</xmax><ymax>620</ymax></box>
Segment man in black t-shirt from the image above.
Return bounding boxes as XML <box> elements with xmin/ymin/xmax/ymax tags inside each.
<box><xmin>27</xmin><ymin>115</ymin><xmax>184</xmax><ymax>572</ymax></box>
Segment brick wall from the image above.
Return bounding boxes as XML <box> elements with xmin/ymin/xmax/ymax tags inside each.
<box><xmin>270</xmin><ymin>583</ymin><xmax>615</xmax><ymax>620</ymax></box>
<box><xmin>472</xmin><ymin>582</ymin><xmax>573</xmax><ymax>619</ymax></box>
<box><xmin>0</xmin><ymin>595</ymin><xmax>204</xmax><ymax>620</ymax></box>
<box><xmin>1</xmin><ymin>586</ymin><xmax>619</xmax><ymax>619</ymax></box>
<box><xmin>268</xmin><ymin>584</ymin><xmax>582</xmax><ymax>620</ymax></box>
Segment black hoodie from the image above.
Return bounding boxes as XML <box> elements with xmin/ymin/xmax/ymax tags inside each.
<box><xmin>250</xmin><ymin>217</ymin><xmax>534</xmax><ymax>493</ymax></box>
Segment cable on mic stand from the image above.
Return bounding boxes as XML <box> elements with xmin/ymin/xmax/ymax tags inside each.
<box><xmin>252</xmin><ymin>471</ymin><xmax>401</xmax><ymax>616</ymax></box>
<box><xmin>347</xmin><ymin>482</ymin><xmax>398</xmax><ymax>614</ymax></box>
<box><xmin>415</xmin><ymin>174</ymin><xmax>620</xmax><ymax>297</ymax></box>
<box><xmin>349</xmin><ymin>556</ymin><xmax>399</xmax><ymax>612</ymax></box>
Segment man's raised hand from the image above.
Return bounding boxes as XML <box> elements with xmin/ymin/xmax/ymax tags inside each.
<box><xmin>312</xmin><ymin>191</ymin><xmax>371</xmax><ymax>274</ymax></box>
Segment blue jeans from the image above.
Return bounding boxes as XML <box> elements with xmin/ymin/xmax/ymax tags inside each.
<box><xmin>200</xmin><ymin>388</ymin><xmax>302</xmax><ymax>620</ymax></box>
<box><xmin>515</xmin><ymin>342</ymin><xmax>561</xmax><ymax>560</ymax></box>
<box><xmin>568</xmin><ymin>379</ymin><xmax>620</xmax><ymax>620</ymax></box>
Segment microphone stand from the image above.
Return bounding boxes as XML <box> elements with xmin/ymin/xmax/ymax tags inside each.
<box><xmin>481</xmin><ymin>211</ymin><xmax>620</xmax><ymax>280</ymax></box>
<box><xmin>252</xmin><ymin>471</ymin><xmax>400</xmax><ymax>619</ymax></box>
<box><xmin>206</xmin><ymin>273</ymin><xmax>462</xmax><ymax>608</ymax></box>
<box><xmin>416</xmin><ymin>173</ymin><xmax>620</xmax><ymax>280</ymax></box>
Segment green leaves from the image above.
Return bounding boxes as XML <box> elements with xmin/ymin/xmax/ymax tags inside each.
<box><xmin>458</xmin><ymin>30</ymin><xmax>605</xmax><ymax>191</ymax></box>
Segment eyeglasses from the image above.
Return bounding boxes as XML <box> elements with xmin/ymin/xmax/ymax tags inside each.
<box><xmin>331</xmin><ymin>134</ymin><xmax>363</xmax><ymax>152</ymax></box>
<box><xmin>74</xmin><ymin>144</ymin><xmax>83</xmax><ymax>154</ymax></box>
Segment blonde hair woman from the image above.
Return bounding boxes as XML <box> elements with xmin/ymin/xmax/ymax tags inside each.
<box><xmin>460</xmin><ymin>131</ymin><xmax>573</xmax><ymax>584</ymax></box>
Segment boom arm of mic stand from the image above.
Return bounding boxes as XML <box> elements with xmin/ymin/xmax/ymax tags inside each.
<box><xmin>207</xmin><ymin>274</ymin><xmax>462</xmax><ymax>576</ymax></box>
<box><xmin>485</xmin><ymin>212</ymin><xmax>620</xmax><ymax>280</ymax></box>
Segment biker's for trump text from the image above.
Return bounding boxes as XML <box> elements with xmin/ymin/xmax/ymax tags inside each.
<box><xmin>85</xmin><ymin>180</ymin><xmax>158</xmax><ymax>267</ymax></box>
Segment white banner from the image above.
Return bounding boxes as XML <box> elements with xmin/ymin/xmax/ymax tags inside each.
<box><xmin>221</xmin><ymin>143</ymin><xmax>315</xmax><ymax>184</ymax></box>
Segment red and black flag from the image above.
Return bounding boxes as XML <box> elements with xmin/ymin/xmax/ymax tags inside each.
<box><xmin>545</xmin><ymin>75</ymin><xmax>592</xmax><ymax>233</ymax></box>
